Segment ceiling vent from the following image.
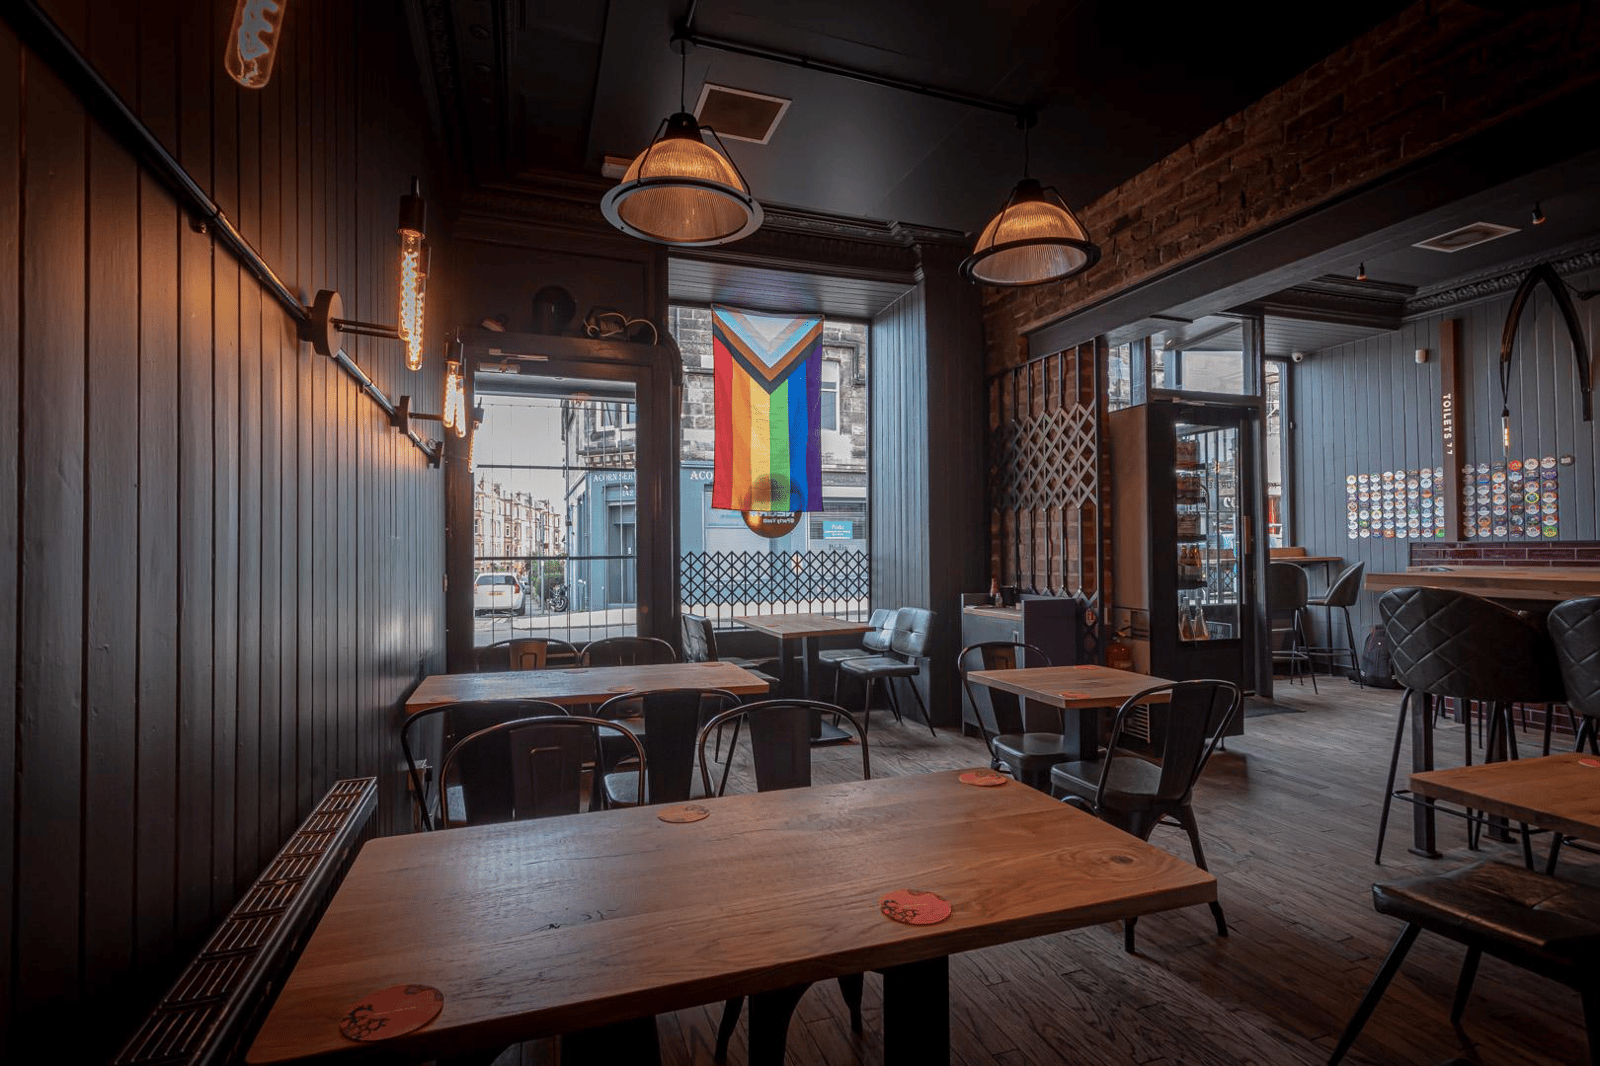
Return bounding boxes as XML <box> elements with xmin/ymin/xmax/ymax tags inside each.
<box><xmin>1413</xmin><ymin>221</ymin><xmax>1520</xmax><ymax>253</ymax></box>
<box><xmin>693</xmin><ymin>83</ymin><xmax>791</xmax><ymax>145</ymax></box>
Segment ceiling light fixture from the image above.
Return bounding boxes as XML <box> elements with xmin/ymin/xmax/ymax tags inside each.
<box><xmin>961</xmin><ymin>114</ymin><xmax>1100</xmax><ymax>288</ymax></box>
<box><xmin>1532</xmin><ymin>201</ymin><xmax>1547</xmax><ymax>226</ymax></box>
<box><xmin>600</xmin><ymin>36</ymin><xmax>762</xmax><ymax>247</ymax></box>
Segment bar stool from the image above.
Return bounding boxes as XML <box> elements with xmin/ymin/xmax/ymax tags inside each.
<box><xmin>1544</xmin><ymin>596</ymin><xmax>1600</xmax><ymax>873</ymax></box>
<box><xmin>1305</xmin><ymin>562</ymin><xmax>1365</xmax><ymax>686</ymax></box>
<box><xmin>1373</xmin><ymin>586</ymin><xmax>1565</xmax><ymax>864</ymax></box>
<box><xmin>1267</xmin><ymin>561</ymin><xmax>1316</xmax><ymax>692</ymax></box>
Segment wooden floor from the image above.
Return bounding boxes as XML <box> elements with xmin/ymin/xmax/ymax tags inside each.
<box><xmin>500</xmin><ymin>680</ymin><xmax>1598</xmax><ymax>1066</ymax></box>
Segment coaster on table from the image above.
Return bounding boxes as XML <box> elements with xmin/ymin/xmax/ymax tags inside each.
<box><xmin>1580</xmin><ymin>758</ymin><xmax>1600</xmax><ymax>768</ymax></box>
<box><xmin>1059</xmin><ymin>691</ymin><xmax>1092</xmax><ymax>700</ymax></box>
<box><xmin>880</xmin><ymin>889</ymin><xmax>951</xmax><ymax>925</ymax></box>
<box><xmin>607</xmin><ymin>685</ymin><xmax>635</xmax><ymax>692</ymax></box>
<box><xmin>658</xmin><ymin>803</ymin><xmax>711</xmax><ymax>823</ymax></box>
<box><xmin>339</xmin><ymin>984</ymin><xmax>444</xmax><ymax>1042</ymax></box>
<box><xmin>958</xmin><ymin>769</ymin><xmax>1007</xmax><ymax>787</ymax></box>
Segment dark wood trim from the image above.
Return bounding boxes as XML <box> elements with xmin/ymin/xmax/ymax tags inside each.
<box><xmin>1440</xmin><ymin>318</ymin><xmax>1463</xmax><ymax>542</ymax></box>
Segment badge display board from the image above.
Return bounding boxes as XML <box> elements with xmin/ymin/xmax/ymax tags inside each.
<box><xmin>1345</xmin><ymin>467</ymin><xmax>1446</xmax><ymax>540</ymax></box>
<box><xmin>1459</xmin><ymin>457</ymin><xmax>1561</xmax><ymax>539</ymax></box>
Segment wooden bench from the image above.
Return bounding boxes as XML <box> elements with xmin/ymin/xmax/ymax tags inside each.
<box><xmin>112</xmin><ymin>777</ymin><xmax>379</xmax><ymax>1066</ymax></box>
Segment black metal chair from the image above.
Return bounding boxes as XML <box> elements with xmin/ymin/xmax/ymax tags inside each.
<box><xmin>822</xmin><ymin>608</ymin><xmax>897</xmax><ymax>702</ymax></box>
<box><xmin>1267</xmin><ymin>561</ymin><xmax>1316</xmax><ymax>692</ymax></box>
<box><xmin>1544</xmin><ymin>596</ymin><xmax>1600</xmax><ymax>872</ymax></box>
<box><xmin>1306</xmin><ymin>561</ymin><xmax>1365</xmax><ymax>686</ymax></box>
<box><xmin>957</xmin><ymin>641</ymin><xmax>1071</xmax><ymax>791</ymax></box>
<box><xmin>836</xmin><ymin>607</ymin><xmax>936</xmax><ymax>736</ymax></box>
<box><xmin>436</xmin><ymin>714</ymin><xmax>644</xmax><ymax>827</ymax></box>
<box><xmin>595</xmin><ymin>687</ymin><xmax>741</xmax><ymax>807</ymax></box>
<box><xmin>681</xmin><ymin>612</ymin><xmax>778</xmax><ymax>681</ymax></box>
<box><xmin>473</xmin><ymin>637</ymin><xmax>580</xmax><ymax>672</ymax></box>
<box><xmin>1049</xmin><ymin>679</ymin><xmax>1241</xmax><ymax>953</ymax></box>
<box><xmin>1374</xmin><ymin>586</ymin><xmax>1566</xmax><ymax>864</ymax></box>
<box><xmin>401</xmin><ymin>699</ymin><xmax>571</xmax><ymax>831</ymax></box>
<box><xmin>1328</xmin><ymin>860</ymin><xmax>1600</xmax><ymax>1066</ymax></box>
<box><xmin>694</xmin><ymin>699</ymin><xmax>870</xmax><ymax>1061</ymax></box>
<box><xmin>581</xmin><ymin>635</ymin><xmax>678</xmax><ymax>666</ymax></box>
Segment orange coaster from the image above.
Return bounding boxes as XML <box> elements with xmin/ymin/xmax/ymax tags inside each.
<box><xmin>339</xmin><ymin>984</ymin><xmax>443</xmax><ymax>1042</ymax></box>
<box><xmin>607</xmin><ymin>685</ymin><xmax>635</xmax><ymax>692</ymax></box>
<box><xmin>958</xmin><ymin>769</ymin><xmax>1007</xmax><ymax>787</ymax></box>
<box><xmin>1581</xmin><ymin>758</ymin><xmax>1600</xmax><ymax>768</ymax></box>
<box><xmin>880</xmin><ymin>889</ymin><xmax>951</xmax><ymax>925</ymax></box>
<box><xmin>658</xmin><ymin>804</ymin><xmax>711</xmax><ymax>823</ymax></box>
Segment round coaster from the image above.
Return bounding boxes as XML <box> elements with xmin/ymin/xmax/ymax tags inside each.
<box><xmin>958</xmin><ymin>769</ymin><xmax>1008</xmax><ymax>787</ymax></box>
<box><xmin>657</xmin><ymin>804</ymin><xmax>711</xmax><ymax>823</ymax></box>
<box><xmin>880</xmin><ymin>889</ymin><xmax>951</xmax><ymax>925</ymax></box>
<box><xmin>340</xmin><ymin>984</ymin><xmax>444</xmax><ymax>1042</ymax></box>
<box><xmin>1580</xmin><ymin>758</ymin><xmax>1600</xmax><ymax>768</ymax></box>
<box><xmin>607</xmin><ymin>685</ymin><xmax>635</xmax><ymax>692</ymax></box>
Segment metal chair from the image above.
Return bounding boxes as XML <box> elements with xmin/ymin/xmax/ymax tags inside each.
<box><xmin>681</xmin><ymin>612</ymin><xmax>778</xmax><ymax>680</ymax></box>
<box><xmin>1267</xmin><ymin>561</ymin><xmax>1316</xmax><ymax>692</ymax></box>
<box><xmin>1374</xmin><ymin>586</ymin><xmax>1565</xmax><ymax>864</ymax></box>
<box><xmin>594</xmin><ymin>687</ymin><xmax>741</xmax><ymax>807</ymax></box>
<box><xmin>821</xmin><ymin>608</ymin><xmax>897</xmax><ymax>702</ymax></box>
<box><xmin>473</xmin><ymin>637</ymin><xmax>580</xmax><ymax>672</ymax></box>
<box><xmin>580</xmin><ymin>635</ymin><xmax>677</xmax><ymax>666</ymax></box>
<box><xmin>434</xmin><ymin>714</ymin><xmax>643</xmax><ymax>827</ymax></box>
<box><xmin>1049</xmin><ymin>679</ymin><xmax>1241</xmax><ymax>953</ymax></box>
<box><xmin>1544</xmin><ymin>596</ymin><xmax>1600</xmax><ymax>872</ymax></box>
<box><xmin>837</xmin><ymin>607</ymin><xmax>936</xmax><ymax>736</ymax></box>
<box><xmin>694</xmin><ymin>699</ymin><xmax>869</xmax><ymax>1061</ymax></box>
<box><xmin>1305</xmin><ymin>562</ymin><xmax>1365</xmax><ymax>686</ymax></box>
<box><xmin>401</xmin><ymin>699</ymin><xmax>570</xmax><ymax>830</ymax></box>
<box><xmin>958</xmin><ymin>641</ymin><xmax>1071</xmax><ymax>791</ymax></box>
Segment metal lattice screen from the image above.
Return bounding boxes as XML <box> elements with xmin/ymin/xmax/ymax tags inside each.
<box><xmin>680</xmin><ymin>548</ymin><xmax>870</xmax><ymax>626</ymax></box>
<box><xmin>987</xmin><ymin>341</ymin><xmax>1108</xmax><ymax>660</ymax></box>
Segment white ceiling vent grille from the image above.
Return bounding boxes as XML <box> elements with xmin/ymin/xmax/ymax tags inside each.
<box><xmin>1413</xmin><ymin>221</ymin><xmax>1519</xmax><ymax>253</ymax></box>
<box><xmin>693</xmin><ymin>83</ymin><xmax>791</xmax><ymax>145</ymax></box>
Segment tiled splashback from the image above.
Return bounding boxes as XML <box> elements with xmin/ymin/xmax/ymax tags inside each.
<box><xmin>1410</xmin><ymin>542</ymin><xmax>1600</xmax><ymax>565</ymax></box>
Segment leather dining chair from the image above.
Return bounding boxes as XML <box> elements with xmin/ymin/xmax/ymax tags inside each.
<box><xmin>957</xmin><ymin>641</ymin><xmax>1071</xmax><ymax>791</ymax></box>
<box><xmin>836</xmin><ymin>607</ymin><xmax>936</xmax><ymax>736</ymax></box>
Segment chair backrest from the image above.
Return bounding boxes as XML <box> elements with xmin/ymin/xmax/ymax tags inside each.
<box><xmin>696</xmin><ymin>699</ymin><xmax>869</xmax><ymax>797</ymax></box>
<box><xmin>509</xmin><ymin>638</ymin><xmax>547</xmax><ymax>670</ymax></box>
<box><xmin>1377</xmin><ymin>586</ymin><xmax>1564</xmax><ymax>702</ymax></box>
<box><xmin>1549</xmin><ymin>596</ymin><xmax>1600</xmax><ymax>723</ymax></box>
<box><xmin>957</xmin><ymin>641</ymin><xmax>1051</xmax><ymax>744</ymax></box>
<box><xmin>581</xmin><ymin>635</ymin><xmax>678</xmax><ymax>667</ymax></box>
<box><xmin>1322</xmin><ymin>561</ymin><xmax>1366</xmax><ymax>607</ymax></box>
<box><xmin>596</xmin><ymin>687</ymin><xmax>740</xmax><ymax>804</ymax></box>
<box><xmin>400</xmin><ymin>699</ymin><xmax>571</xmax><ymax>830</ymax></box>
<box><xmin>472</xmin><ymin>640</ymin><xmax>516</xmax><ymax>672</ymax></box>
<box><xmin>438</xmin><ymin>715</ymin><xmax>643</xmax><ymax>827</ymax></box>
<box><xmin>473</xmin><ymin>638</ymin><xmax>579</xmax><ymax>671</ymax></box>
<box><xmin>889</xmin><ymin>607</ymin><xmax>935</xmax><ymax>659</ymax></box>
<box><xmin>681</xmin><ymin>613</ymin><xmax>715</xmax><ymax>663</ymax></box>
<box><xmin>1266</xmin><ymin>561</ymin><xmax>1309</xmax><ymax>612</ymax></box>
<box><xmin>862</xmin><ymin>608</ymin><xmax>897</xmax><ymax>653</ymax></box>
<box><xmin>1099</xmin><ymin>680</ymin><xmax>1241</xmax><ymax>808</ymax></box>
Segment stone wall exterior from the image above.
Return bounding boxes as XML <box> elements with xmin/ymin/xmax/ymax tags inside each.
<box><xmin>982</xmin><ymin>0</ymin><xmax>1600</xmax><ymax>371</ymax></box>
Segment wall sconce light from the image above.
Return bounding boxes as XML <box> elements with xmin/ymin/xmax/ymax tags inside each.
<box><xmin>1356</xmin><ymin>262</ymin><xmax>1368</xmax><ymax>282</ymax></box>
<box><xmin>1415</xmin><ymin>348</ymin><xmax>1429</xmax><ymax>364</ymax></box>
<box><xmin>442</xmin><ymin>351</ymin><xmax>467</xmax><ymax>438</ymax></box>
<box><xmin>397</xmin><ymin>178</ymin><xmax>428</xmax><ymax>371</ymax></box>
<box><xmin>1532</xmin><ymin>202</ymin><xmax>1547</xmax><ymax>226</ymax></box>
<box><xmin>225</xmin><ymin>0</ymin><xmax>287</xmax><ymax>89</ymax></box>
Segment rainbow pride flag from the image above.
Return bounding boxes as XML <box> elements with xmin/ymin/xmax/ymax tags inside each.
<box><xmin>712</xmin><ymin>305</ymin><xmax>824</xmax><ymax>512</ymax></box>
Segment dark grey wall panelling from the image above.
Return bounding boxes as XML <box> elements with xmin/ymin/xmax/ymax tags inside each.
<box><xmin>1291</xmin><ymin>264</ymin><xmax>1600</xmax><ymax>646</ymax></box>
<box><xmin>1</xmin><ymin>0</ymin><xmax>446</xmax><ymax>1057</ymax></box>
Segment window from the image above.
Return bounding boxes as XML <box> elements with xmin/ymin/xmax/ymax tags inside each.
<box><xmin>821</xmin><ymin>360</ymin><xmax>840</xmax><ymax>431</ymax></box>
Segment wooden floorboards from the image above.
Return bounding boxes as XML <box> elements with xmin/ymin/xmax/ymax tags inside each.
<box><xmin>497</xmin><ymin>681</ymin><xmax>1597</xmax><ymax>1065</ymax></box>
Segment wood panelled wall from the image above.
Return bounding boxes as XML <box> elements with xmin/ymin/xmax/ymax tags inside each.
<box><xmin>1292</xmin><ymin>261</ymin><xmax>1600</xmax><ymax>645</ymax></box>
<box><xmin>0</xmin><ymin>0</ymin><xmax>445</xmax><ymax>1057</ymax></box>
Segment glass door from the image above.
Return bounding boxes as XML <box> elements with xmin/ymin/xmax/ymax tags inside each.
<box><xmin>1175</xmin><ymin>417</ymin><xmax>1242</xmax><ymax>646</ymax></box>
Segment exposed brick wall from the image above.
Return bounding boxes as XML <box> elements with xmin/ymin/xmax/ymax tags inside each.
<box><xmin>982</xmin><ymin>0</ymin><xmax>1600</xmax><ymax>370</ymax></box>
<box><xmin>1410</xmin><ymin>541</ymin><xmax>1600</xmax><ymax>566</ymax></box>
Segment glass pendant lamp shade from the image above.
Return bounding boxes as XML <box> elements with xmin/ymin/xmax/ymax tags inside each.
<box><xmin>961</xmin><ymin>178</ymin><xmax>1101</xmax><ymax>287</ymax></box>
<box><xmin>601</xmin><ymin>113</ymin><xmax>762</xmax><ymax>246</ymax></box>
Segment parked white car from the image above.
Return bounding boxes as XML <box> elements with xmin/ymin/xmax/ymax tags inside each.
<box><xmin>474</xmin><ymin>572</ymin><xmax>526</xmax><ymax>615</ymax></box>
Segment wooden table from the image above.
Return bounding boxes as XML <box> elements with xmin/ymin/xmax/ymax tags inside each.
<box><xmin>405</xmin><ymin>660</ymin><xmax>771</xmax><ymax>715</ymax></box>
<box><xmin>1271</xmin><ymin>552</ymin><xmax>1343</xmax><ymax>583</ymax></box>
<box><xmin>245</xmin><ymin>770</ymin><xmax>1215</xmax><ymax>1066</ymax></box>
<box><xmin>965</xmin><ymin>665</ymin><xmax>1173</xmax><ymax>758</ymax></box>
<box><xmin>1412</xmin><ymin>752</ymin><xmax>1600</xmax><ymax>845</ymax></box>
<box><xmin>1366</xmin><ymin>566</ymin><xmax>1600</xmax><ymax>603</ymax></box>
<box><xmin>734</xmin><ymin>613</ymin><xmax>872</xmax><ymax>742</ymax></box>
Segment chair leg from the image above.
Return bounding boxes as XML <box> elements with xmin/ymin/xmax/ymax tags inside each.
<box><xmin>1375</xmin><ymin>690</ymin><xmax>1411</xmax><ymax>864</ymax></box>
<box><xmin>746</xmin><ymin>983</ymin><xmax>810</xmax><ymax>1066</ymax></box>
<box><xmin>1123</xmin><ymin>916</ymin><xmax>1138</xmax><ymax>954</ymax></box>
<box><xmin>1544</xmin><ymin>703</ymin><xmax>1557</xmax><ymax>757</ymax></box>
<box><xmin>1177</xmin><ymin>806</ymin><xmax>1227</xmax><ymax>938</ymax></box>
<box><xmin>1582</xmin><ymin>986</ymin><xmax>1600</xmax><ymax>1066</ymax></box>
<box><xmin>836</xmin><ymin>973</ymin><xmax>865</xmax><ymax>1034</ymax></box>
<box><xmin>1343</xmin><ymin>606</ymin><xmax>1363</xmax><ymax>688</ymax></box>
<box><xmin>859</xmin><ymin>676</ymin><xmax>874</xmax><ymax>736</ymax></box>
<box><xmin>714</xmin><ymin>997</ymin><xmax>743</xmax><ymax>1061</ymax></box>
<box><xmin>1548</xmin><ymin>834</ymin><xmax>1567</xmax><ymax>875</ymax></box>
<box><xmin>906</xmin><ymin>674</ymin><xmax>937</xmax><ymax>737</ymax></box>
<box><xmin>1328</xmin><ymin>923</ymin><xmax>1423</xmax><ymax>1066</ymax></box>
<box><xmin>883</xmin><ymin>677</ymin><xmax>905</xmax><ymax>725</ymax></box>
<box><xmin>1450</xmin><ymin>946</ymin><xmax>1481</xmax><ymax>1026</ymax></box>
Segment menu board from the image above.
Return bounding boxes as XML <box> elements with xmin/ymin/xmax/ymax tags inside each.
<box><xmin>1345</xmin><ymin>467</ymin><xmax>1445</xmax><ymax>540</ymax></box>
<box><xmin>1459</xmin><ymin>457</ymin><xmax>1560</xmax><ymax>539</ymax></box>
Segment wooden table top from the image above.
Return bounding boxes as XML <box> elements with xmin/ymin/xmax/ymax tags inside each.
<box><xmin>405</xmin><ymin>661</ymin><xmax>770</xmax><ymax>714</ymax></box>
<box><xmin>1411</xmin><ymin>752</ymin><xmax>1600</xmax><ymax>844</ymax></box>
<box><xmin>1367</xmin><ymin>566</ymin><xmax>1600</xmax><ymax>602</ymax></box>
<box><xmin>966</xmin><ymin>664</ymin><xmax>1174</xmax><ymax>710</ymax></box>
<box><xmin>245</xmin><ymin>770</ymin><xmax>1214</xmax><ymax>1064</ymax></box>
<box><xmin>732</xmin><ymin>613</ymin><xmax>873</xmax><ymax>639</ymax></box>
<box><xmin>1275</xmin><ymin>555</ymin><xmax>1343</xmax><ymax>565</ymax></box>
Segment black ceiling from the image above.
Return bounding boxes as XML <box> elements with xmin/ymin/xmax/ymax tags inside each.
<box><xmin>421</xmin><ymin>0</ymin><xmax>1413</xmax><ymax>234</ymax></box>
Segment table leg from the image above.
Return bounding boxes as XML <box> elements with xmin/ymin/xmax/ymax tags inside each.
<box><xmin>561</xmin><ymin>1016</ymin><xmax>661</xmax><ymax>1065</ymax></box>
<box><xmin>802</xmin><ymin>635</ymin><xmax>852</xmax><ymax>745</ymax></box>
<box><xmin>1409</xmin><ymin>691</ymin><xmax>1440</xmax><ymax>858</ymax></box>
<box><xmin>882</xmin><ymin>955</ymin><xmax>949</xmax><ymax>1065</ymax></box>
<box><xmin>746</xmin><ymin>982</ymin><xmax>811</xmax><ymax>1066</ymax></box>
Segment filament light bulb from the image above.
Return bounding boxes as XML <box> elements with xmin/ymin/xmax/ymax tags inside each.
<box><xmin>443</xmin><ymin>360</ymin><xmax>467</xmax><ymax>437</ymax></box>
<box><xmin>396</xmin><ymin>179</ymin><xmax>428</xmax><ymax>372</ymax></box>
<box><xmin>226</xmin><ymin>0</ymin><xmax>287</xmax><ymax>89</ymax></box>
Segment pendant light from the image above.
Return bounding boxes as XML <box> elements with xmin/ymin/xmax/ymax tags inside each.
<box><xmin>601</xmin><ymin>39</ymin><xmax>762</xmax><ymax>247</ymax></box>
<box><xmin>397</xmin><ymin>178</ymin><xmax>428</xmax><ymax>371</ymax></box>
<box><xmin>962</xmin><ymin>116</ymin><xmax>1100</xmax><ymax>287</ymax></box>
